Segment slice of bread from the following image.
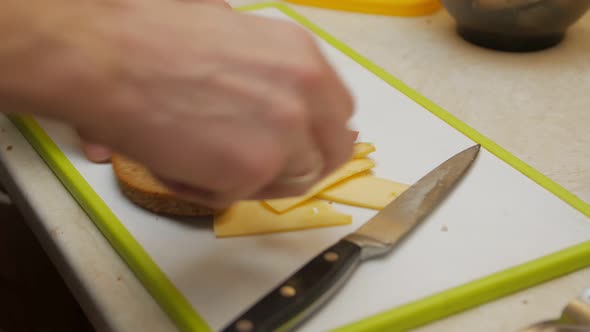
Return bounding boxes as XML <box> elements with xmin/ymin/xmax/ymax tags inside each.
<box><xmin>111</xmin><ymin>154</ymin><xmax>215</xmax><ymax>216</ymax></box>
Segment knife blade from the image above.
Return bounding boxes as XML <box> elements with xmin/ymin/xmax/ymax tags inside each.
<box><xmin>221</xmin><ymin>144</ymin><xmax>481</xmax><ymax>332</ymax></box>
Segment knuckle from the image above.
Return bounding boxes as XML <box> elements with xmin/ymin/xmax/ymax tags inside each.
<box><xmin>266</xmin><ymin>94</ymin><xmax>307</xmax><ymax>132</ymax></box>
<box><xmin>228</xmin><ymin>142</ymin><xmax>282</xmax><ymax>187</ymax></box>
<box><xmin>290</xmin><ymin>61</ymin><xmax>327</xmax><ymax>90</ymax></box>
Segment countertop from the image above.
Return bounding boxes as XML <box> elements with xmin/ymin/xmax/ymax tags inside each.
<box><xmin>0</xmin><ymin>1</ymin><xmax>589</xmax><ymax>331</ymax></box>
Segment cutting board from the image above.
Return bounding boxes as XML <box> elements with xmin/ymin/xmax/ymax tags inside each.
<box><xmin>10</xmin><ymin>3</ymin><xmax>590</xmax><ymax>332</ymax></box>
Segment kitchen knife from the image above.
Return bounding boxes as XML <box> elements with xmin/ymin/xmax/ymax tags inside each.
<box><xmin>222</xmin><ymin>144</ymin><xmax>481</xmax><ymax>332</ymax></box>
<box><xmin>519</xmin><ymin>287</ymin><xmax>590</xmax><ymax>331</ymax></box>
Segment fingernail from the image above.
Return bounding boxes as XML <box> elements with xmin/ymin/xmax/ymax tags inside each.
<box><xmin>83</xmin><ymin>143</ymin><xmax>112</xmax><ymax>163</ymax></box>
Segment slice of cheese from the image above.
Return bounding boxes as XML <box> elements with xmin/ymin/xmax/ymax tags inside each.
<box><xmin>319</xmin><ymin>174</ymin><xmax>410</xmax><ymax>210</ymax></box>
<box><xmin>214</xmin><ymin>200</ymin><xmax>352</xmax><ymax>237</ymax></box>
<box><xmin>264</xmin><ymin>158</ymin><xmax>375</xmax><ymax>213</ymax></box>
<box><xmin>352</xmin><ymin>142</ymin><xmax>375</xmax><ymax>159</ymax></box>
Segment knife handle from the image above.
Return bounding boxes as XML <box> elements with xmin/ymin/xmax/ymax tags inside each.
<box><xmin>222</xmin><ymin>239</ymin><xmax>362</xmax><ymax>332</ymax></box>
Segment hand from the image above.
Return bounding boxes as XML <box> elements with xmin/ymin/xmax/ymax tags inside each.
<box><xmin>40</xmin><ymin>1</ymin><xmax>356</xmax><ymax>208</ymax></box>
<box><xmin>80</xmin><ymin>0</ymin><xmax>231</xmax><ymax>163</ymax></box>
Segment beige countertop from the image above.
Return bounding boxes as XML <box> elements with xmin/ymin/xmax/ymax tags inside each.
<box><xmin>1</xmin><ymin>1</ymin><xmax>589</xmax><ymax>331</ymax></box>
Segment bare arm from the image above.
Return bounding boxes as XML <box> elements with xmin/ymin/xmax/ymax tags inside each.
<box><xmin>0</xmin><ymin>1</ymin><xmax>126</xmax><ymax>130</ymax></box>
<box><xmin>0</xmin><ymin>0</ymin><xmax>355</xmax><ymax>208</ymax></box>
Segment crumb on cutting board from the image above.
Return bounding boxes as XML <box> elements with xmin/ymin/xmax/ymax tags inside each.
<box><xmin>6</xmin><ymin>145</ymin><xmax>13</xmax><ymax>151</ymax></box>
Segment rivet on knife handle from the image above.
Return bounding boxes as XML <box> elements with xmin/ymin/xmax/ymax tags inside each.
<box><xmin>221</xmin><ymin>239</ymin><xmax>362</xmax><ymax>332</ymax></box>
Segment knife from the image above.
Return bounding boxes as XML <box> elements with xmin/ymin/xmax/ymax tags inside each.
<box><xmin>519</xmin><ymin>287</ymin><xmax>590</xmax><ymax>332</ymax></box>
<box><xmin>221</xmin><ymin>144</ymin><xmax>481</xmax><ymax>332</ymax></box>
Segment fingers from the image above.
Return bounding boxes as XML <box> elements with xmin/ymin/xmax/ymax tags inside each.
<box><xmin>151</xmin><ymin>133</ymin><xmax>284</xmax><ymax>209</ymax></box>
<box><xmin>288</xmin><ymin>32</ymin><xmax>356</xmax><ymax>180</ymax></box>
<box><xmin>72</xmin><ymin>5</ymin><xmax>355</xmax><ymax>209</ymax></box>
<box><xmin>77</xmin><ymin>129</ymin><xmax>112</xmax><ymax>163</ymax></box>
<box><xmin>155</xmin><ymin>177</ymin><xmax>232</xmax><ymax>209</ymax></box>
<box><xmin>82</xmin><ymin>142</ymin><xmax>112</xmax><ymax>163</ymax></box>
<box><xmin>176</xmin><ymin>0</ymin><xmax>231</xmax><ymax>9</ymax></box>
<box><xmin>309</xmin><ymin>61</ymin><xmax>356</xmax><ymax>178</ymax></box>
<box><xmin>245</xmin><ymin>85</ymin><xmax>323</xmax><ymax>199</ymax></box>
<box><xmin>173</xmin><ymin>24</ymin><xmax>356</xmax><ymax>204</ymax></box>
<box><xmin>116</xmin><ymin>0</ymin><xmax>231</xmax><ymax>9</ymax></box>
<box><xmin>150</xmin><ymin>78</ymin><xmax>319</xmax><ymax>206</ymax></box>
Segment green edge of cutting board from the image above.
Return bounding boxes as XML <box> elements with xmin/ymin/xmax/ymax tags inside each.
<box><xmin>7</xmin><ymin>114</ymin><xmax>213</xmax><ymax>332</ymax></box>
<box><xmin>8</xmin><ymin>2</ymin><xmax>590</xmax><ymax>332</ymax></box>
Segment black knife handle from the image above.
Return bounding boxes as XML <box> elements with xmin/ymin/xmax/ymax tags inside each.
<box><xmin>221</xmin><ymin>239</ymin><xmax>362</xmax><ymax>332</ymax></box>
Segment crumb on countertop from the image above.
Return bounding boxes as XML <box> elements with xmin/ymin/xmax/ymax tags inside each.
<box><xmin>441</xmin><ymin>224</ymin><xmax>448</xmax><ymax>232</ymax></box>
<box><xmin>6</xmin><ymin>145</ymin><xmax>13</xmax><ymax>151</ymax></box>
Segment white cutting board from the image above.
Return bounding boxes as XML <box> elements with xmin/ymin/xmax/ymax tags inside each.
<box><xmin>32</xmin><ymin>6</ymin><xmax>590</xmax><ymax>332</ymax></box>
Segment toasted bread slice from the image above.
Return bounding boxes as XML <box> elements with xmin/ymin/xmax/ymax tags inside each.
<box><xmin>111</xmin><ymin>154</ymin><xmax>215</xmax><ymax>216</ymax></box>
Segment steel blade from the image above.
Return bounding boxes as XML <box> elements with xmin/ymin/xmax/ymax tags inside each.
<box><xmin>350</xmin><ymin>144</ymin><xmax>480</xmax><ymax>247</ymax></box>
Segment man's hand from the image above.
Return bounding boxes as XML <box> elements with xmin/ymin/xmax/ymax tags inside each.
<box><xmin>81</xmin><ymin>0</ymin><xmax>231</xmax><ymax>163</ymax></box>
<box><xmin>2</xmin><ymin>0</ymin><xmax>355</xmax><ymax>208</ymax></box>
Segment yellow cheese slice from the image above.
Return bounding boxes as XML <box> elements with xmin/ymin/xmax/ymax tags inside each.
<box><xmin>264</xmin><ymin>158</ymin><xmax>375</xmax><ymax>213</ymax></box>
<box><xmin>352</xmin><ymin>142</ymin><xmax>376</xmax><ymax>158</ymax></box>
<box><xmin>318</xmin><ymin>174</ymin><xmax>410</xmax><ymax>210</ymax></box>
<box><xmin>214</xmin><ymin>200</ymin><xmax>352</xmax><ymax>237</ymax></box>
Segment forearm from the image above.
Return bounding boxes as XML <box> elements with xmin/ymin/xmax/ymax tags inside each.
<box><xmin>0</xmin><ymin>1</ymin><xmax>115</xmax><ymax>125</ymax></box>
